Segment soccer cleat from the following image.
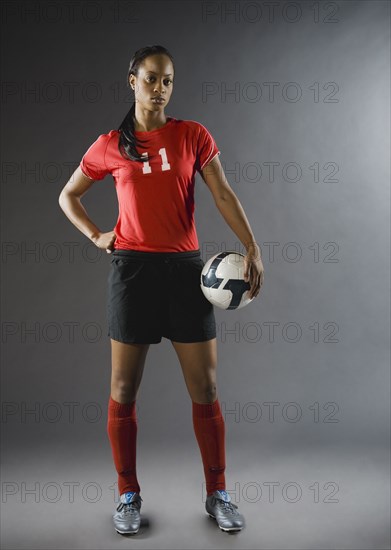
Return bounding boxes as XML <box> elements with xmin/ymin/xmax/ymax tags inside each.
<box><xmin>205</xmin><ymin>489</ymin><xmax>245</xmax><ymax>532</ymax></box>
<box><xmin>113</xmin><ymin>491</ymin><xmax>143</xmax><ymax>535</ymax></box>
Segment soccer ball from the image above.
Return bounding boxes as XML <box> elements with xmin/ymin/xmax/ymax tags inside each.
<box><xmin>200</xmin><ymin>251</ymin><xmax>254</xmax><ymax>310</ymax></box>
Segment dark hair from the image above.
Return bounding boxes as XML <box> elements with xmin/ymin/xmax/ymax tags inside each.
<box><xmin>117</xmin><ymin>45</ymin><xmax>175</xmax><ymax>163</ymax></box>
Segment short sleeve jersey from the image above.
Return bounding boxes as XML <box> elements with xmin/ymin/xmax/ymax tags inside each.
<box><xmin>79</xmin><ymin>117</ymin><xmax>221</xmax><ymax>252</ymax></box>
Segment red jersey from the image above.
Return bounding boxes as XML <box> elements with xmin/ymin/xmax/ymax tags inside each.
<box><xmin>79</xmin><ymin>116</ymin><xmax>221</xmax><ymax>252</ymax></box>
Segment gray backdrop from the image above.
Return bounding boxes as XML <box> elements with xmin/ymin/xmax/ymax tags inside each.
<box><xmin>1</xmin><ymin>1</ymin><xmax>390</xmax><ymax>549</ymax></box>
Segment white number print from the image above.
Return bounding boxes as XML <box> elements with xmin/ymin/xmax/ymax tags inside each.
<box><xmin>141</xmin><ymin>147</ymin><xmax>171</xmax><ymax>174</ymax></box>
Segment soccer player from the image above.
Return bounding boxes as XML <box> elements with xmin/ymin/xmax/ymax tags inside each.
<box><xmin>58</xmin><ymin>44</ymin><xmax>264</xmax><ymax>535</ymax></box>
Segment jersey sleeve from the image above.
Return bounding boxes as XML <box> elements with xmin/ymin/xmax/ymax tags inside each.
<box><xmin>79</xmin><ymin>132</ymin><xmax>111</xmax><ymax>180</ymax></box>
<box><xmin>195</xmin><ymin>122</ymin><xmax>221</xmax><ymax>173</ymax></box>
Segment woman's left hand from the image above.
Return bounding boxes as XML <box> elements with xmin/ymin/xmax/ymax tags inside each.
<box><xmin>243</xmin><ymin>245</ymin><xmax>264</xmax><ymax>299</ymax></box>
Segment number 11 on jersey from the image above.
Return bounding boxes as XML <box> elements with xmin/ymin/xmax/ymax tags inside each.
<box><xmin>141</xmin><ymin>147</ymin><xmax>171</xmax><ymax>174</ymax></box>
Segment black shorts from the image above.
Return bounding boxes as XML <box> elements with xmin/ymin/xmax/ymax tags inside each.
<box><xmin>106</xmin><ymin>248</ymin><xmax>217</xmax><ymax>345</ymax></box>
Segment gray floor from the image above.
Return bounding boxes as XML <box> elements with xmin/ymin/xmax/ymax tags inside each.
<box><xmin>2</xmin><ymin>441</ymin><xmax>389</xmax><ymax>549</ymax></box>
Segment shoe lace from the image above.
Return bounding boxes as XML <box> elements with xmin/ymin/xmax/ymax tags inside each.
<box><xmin>216</xmin><ymin>499</ymin><xmax>239</xmax><ymax>516</ymax></box>
<box><xmin>119</xmin><ymin>497</ymin><xmax>142</xmax><ymax>516</ymax></box>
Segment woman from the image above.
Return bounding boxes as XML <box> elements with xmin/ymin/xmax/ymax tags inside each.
<box><xmin>59</xmin><ymin>44</ymin><xmax>264</xmax><ymax>535</ymax></box>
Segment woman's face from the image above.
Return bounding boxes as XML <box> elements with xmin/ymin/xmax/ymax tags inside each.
<box><xmin>130</xmin><ymin>54</ymin><xmax>174</xmax><ymax>111</ymax></box>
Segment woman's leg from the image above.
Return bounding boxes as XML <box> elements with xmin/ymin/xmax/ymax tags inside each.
<box><xmin>110</xmin><ymin>339</ymin><xmax>150</xmax><ymax>403</ymax></box>
<box><xmin>170</xmin><ymin>338</ymin><xmax>217</xmax><ymax>403</ymax></box>
<box><xmin>170</xmin><ymin>337</ymin><xmax>226</xmax><ymax>495</ymax></box>
<box><xmin>107</xmin><ymin>339</ymin><xmax>150</xmax><ymax>495</ymax></box>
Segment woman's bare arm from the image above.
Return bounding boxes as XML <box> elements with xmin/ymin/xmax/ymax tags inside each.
<box><xmin>58</xmin><ymin>166</ymin><xmax>116</xmax><ymax>252</ymax></box>
<box><xmin>200</xmin><ymin>155</ymin><xmax>264</xmax><ymax>298</ymax></box>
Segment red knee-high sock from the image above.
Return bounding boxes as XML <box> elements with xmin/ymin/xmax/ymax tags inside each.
<box><xmin>192</xmin><ymin>397</ymin><xmax>226</xmax><ymax>496</ymax></box>
<box><xmin>107</xmin><ymin>396</ymin><xmax>141</xmax><ymax>495</ymax></box>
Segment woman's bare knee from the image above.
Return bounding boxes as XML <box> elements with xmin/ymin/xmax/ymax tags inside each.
<box><xmin>189</xmin><ymin>383</ymin><xmax>217</xmax><ymax>404</ymax></box>
<box><xmin>110</xmin><ymin>339</ymin><xmax>149</xmax><ymax>403</ymax></box>
<box><xmin>170</xmin><ymin>339</ymin><xmax>218</xmax><ymax>403</ymax></box>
